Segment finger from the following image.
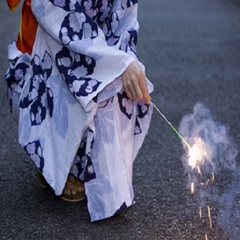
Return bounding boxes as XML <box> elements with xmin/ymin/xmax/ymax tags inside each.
<box><xmin>127</xmin><ymin>80</ymin><xmax>140</xmax><ymax>101</ymax></box>
<box><xmin>138</xmin><ymin>73</ymin><xmax>151</xmax><ymax>104</ymax></box>
<box><xmin>125</xmin><ymin>87</ymin><xmax>134</xmax><ymax>101</ymax></box>
<box><xmin>123</xmin><ymin>79</ymin><xmax>134</xmax><ymax>100</ymax></box>
<box><xmin>144</xmin><ymin>94</ymin><xmax>151</xmax><ymax>105</ymax></box>
<box><xmin>132</xmin><ymin>81</ymin><xmax>143</xmax><ymax>101</ymax></box>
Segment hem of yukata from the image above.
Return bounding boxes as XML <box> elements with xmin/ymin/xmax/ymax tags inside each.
<box><xmin>86</xmin><ymin>95</ymin><xmax>153</xmax><ymax>223</ymax></box>
<box><xmin>89</xmin><ymin>199</ymin><xmax>136</xmax><ymax>222</ymax></box>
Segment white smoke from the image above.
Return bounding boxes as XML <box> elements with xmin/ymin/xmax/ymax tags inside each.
<box><xmin>178</xmin><ymin>102</ymin><xmax>239</xmax><ymax>238</ymax></box>
<box><xmin>217</xmin><ymin>170</ymin><xmax>240</xmax><ymax>240</ymax></box>
<box><xmin>179</xmin><ymin>102</ymin><xmax>237</xmax><ymax>173</ymax></box>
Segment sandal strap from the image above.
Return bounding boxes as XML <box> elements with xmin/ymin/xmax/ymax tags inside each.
<box><xmin>66</xmin><ymin>174</ymin><xmax>84</xmax><ymax>191</ymax></box>
<box><xmin>60</xmin><ymin>174</ymin><xmax>85</xmax><ymax>202</ymax></box>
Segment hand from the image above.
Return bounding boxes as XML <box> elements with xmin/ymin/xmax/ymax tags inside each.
<box><xmin>121</xmin><ymin>61</ymin><xmax>151</xmax><ymax>104</ymax></box>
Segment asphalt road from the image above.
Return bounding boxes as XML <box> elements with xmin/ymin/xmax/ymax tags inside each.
<box><xmin>1</xmin><ymin>0</ymin><xmax>240</xmax><ymax>239</ymax></box>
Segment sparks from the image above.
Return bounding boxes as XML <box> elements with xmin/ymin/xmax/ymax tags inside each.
<box><xmin>190</xmin><ymin>182</ymin><xmax>194</xmax><ymax>194</ymax></box>
<box><xmin>208</xmin><ymin>206</ymin><xmax>213</xmax><ymax>229</ymax></box>
<box><xmin>210</xmin><ymin>172</ymin><xmax>215</xmax><ymax>183</ymax></box>
<box><xmin>197</xmin><ymin>165</ymin><xmax>202</xmax><ymax>175</ymax></box>
<box><xmin>188</xmin><ymin>137</ymin><xmax>207</xmax><ymax>169</ymax></box>
<box><xmin>206</xmin><ymin>179</ymin><xmax>210</xmax><ymax>186</ymax></box>
<box><xmin>198</xmin><ymin>168</ymin><xmax>203</xmax><ymax>182</ymax></box>
<box><xmin>152</xmin><ymin>101</ymin><xmax>216</xmax><ymax>236</ymax></box>
<box><xmin>199</xmin><ymin>206</ymin><xmax>202</xmax><ymax>218</ymax></box>
<box><xmin>188</xmin><ymin>144</ymin><xmax>202</xmax><ymax>169</ymax></box>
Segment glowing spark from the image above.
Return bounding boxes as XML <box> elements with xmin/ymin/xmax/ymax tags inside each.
<box><xmin>190</xmin><ymin>182</ymin><xmax>194</xmax><ymax>194</ymax></box>
<box><xmin>206</xmin><ymin>179</ymin><xmax>210</xmax><ymax>186</ymax></box>
<box><xmin>151</xmin><ymin>102</ymin><xmax>191</xmax><ymax>149</ymax></box>
<box><xmin>187</xmin><ymin>137</ymin><xmax>207</xmax><ymax>169</ymax></box>
<box><xmin>208</xmin><ymin>206</ymin><xmax>213</xmax><ymax>229</ymax></box>
<box><xmin>197</xmin><ymin>165</ymin><xmax>202</xmax><ymax>175</ymax></box>
<box><xmin>205</xmin><ymin>233</ymin><xmax>208</xmax><ymax>240</ymax></box>
<box><xmin>199</xmin><ymin>206</ymin><xmax>202</xmax><ymax>218</ymax></box>
<box><xmin>210</xmin><ymin>172</ymin><xmax>215</xmax><ymax>183</ymax></box>
<box><xmin>188</xmin><ymin>144</ymin><xmax>202</xmax><ymax>169</ymax></box>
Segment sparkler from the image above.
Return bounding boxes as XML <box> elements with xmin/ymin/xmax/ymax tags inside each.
<box><xmin>151</xmin><ymin>102</ymin><xmax>205</xmax><ymax>172</ymax></box>
<box><xmin>152</xmin><ymin>102</ymin><xmax>217</xmax><ymax>238</ymax></box>
<box><xmin>151</xmin><ymin>102</ymin><xmax>191</xmax><ymax>149</ymax></box>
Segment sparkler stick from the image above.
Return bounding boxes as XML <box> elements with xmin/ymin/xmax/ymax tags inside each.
<box><xmin>205</xmin><ymin>233</ymin><xmax>208</xmax><ymax>240</ymax></box>
<box><xmin>151</xmin><ymin>102</ymin><xmax>191</xmax><ymax>150</ymax></box>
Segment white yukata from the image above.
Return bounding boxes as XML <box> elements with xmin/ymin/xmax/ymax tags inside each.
<box><xmin>6</xmin><ymin>0</ymin><xmax>154</xmax><ymax>221</ymax></box>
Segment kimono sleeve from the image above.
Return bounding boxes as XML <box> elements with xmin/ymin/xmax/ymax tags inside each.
<box><xmin>30</xmin><ymin>0</ymin><xmax>140</xmax><ymax>110</ymax></box>
<box><xmin>31</xmin><ymin>0</ymin><xmax>136</xmax><ymax>74</ymax></box>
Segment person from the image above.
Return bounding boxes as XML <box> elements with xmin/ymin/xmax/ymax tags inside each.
<box><xmin>6</xmin><ymin>0</ymin><xmax>154</xmax><ymax>222</ymax></box>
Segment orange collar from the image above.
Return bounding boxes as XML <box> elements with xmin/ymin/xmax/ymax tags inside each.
<box><xmin>7</xmin><ymin>0</ymin><xmax>22</xmax><ymax>11</ymax></box>
<box><xmin>7</xmin><ymin>0</ymin><xmax>38</xmax><ymax>55</ymax></box>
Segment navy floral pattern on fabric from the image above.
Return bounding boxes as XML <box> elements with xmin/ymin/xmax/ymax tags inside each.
<box><xmin>56</xmin><ymin>47</ymin><xmax>101</xmax><ymax>97</ymax></box>
<box><xmin>19</xmin><ymin>51</ymin><xmax>54</xmax><ymax>126</ymax></box>
<box><xmin>5</xmin><ymin>58</ymin><xmax>28</xmax><ymax>88</ymax></box>
<box><xmin>75</xmin><ymin>128</ymin><xmax>96</xmax><ymax>182</ymax></box>
<box><xmin>104</xmin><ymin>11</ymin><xmax>121</xmax><ymax>45</ymax></box>
<box><xmin>117</xmin><ymin>91</ymin><xmax>133</xmax><ymax>119</ymax></box>
<box><xmin>88</xmin><ymin>0</ymin><xmax>112</xmax><ymax>23</ymax></box>
<box><xmin>5</xmin><ymin>53</ymin><xmax>31</xmax><ymax>113</ymax></box>
<box><xmin>137</xmin><ymin>102</ymin><xmax>150</xmax><ymax>119</ymax></box>
<box><xmin>121</xmin><ymin>0</ymin><xmax>138</xmax><ymax>8</ymax></box>
<box><xmin>120</xmin><ymin>29</ymin><xmax>138</xmax><ymax>56</ymax></box>
<box><xmin>49</xmin><ymin>0</ymin><xmax>103</xmax><ymax>46</ymax></box>
<box><xmin>24</xmin><ymin>140</ymin><xmax>45</xmax><ymax>172</ymax></box>
<box><xmin>49</xmin><ymin>0</ymin><xmax>80</xmax><ymax>11</ymax></box>
<box><xmin>134</xmin><ymin>103</ymin><xmax>150</xmax><ymax>135</ymax></box>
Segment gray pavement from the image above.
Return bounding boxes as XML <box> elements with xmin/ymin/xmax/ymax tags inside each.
<box><xmin>1</xmin><ymin>0</ymin><xmax>240</xmax><ymax>239</ymax></box>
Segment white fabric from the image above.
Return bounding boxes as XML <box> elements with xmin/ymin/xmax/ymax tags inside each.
<box><xmin>6</xmin><ymin>0</ymin><xmax>153</xmax><ymax>221</ymax></box>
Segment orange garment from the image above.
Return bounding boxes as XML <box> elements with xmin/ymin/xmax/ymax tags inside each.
<box><xmin>7</xmin><ymin>0</ymin><xmax>38</xmax><ymax>55</ymax></box>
